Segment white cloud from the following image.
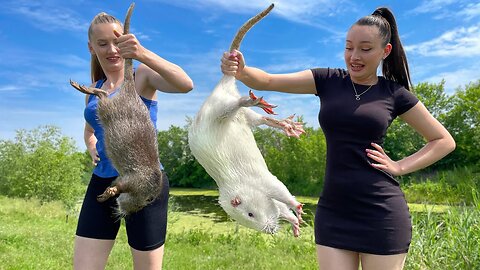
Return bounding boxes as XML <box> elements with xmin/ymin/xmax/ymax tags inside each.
<box><xmin>459</xmin><ymin>3</ymin><xmax>480</xmax><ymax>20</ymax></box>
<box><xmin>405</xmin><ymin>24</ymin><xmax>480</xmax><ymax>57</ymax></box>
<box><xmin>131</xmin><ymin>29</ymin><xmax>151</xmax><ymax>41</ymax></box>
<box><xmin>409</xmin><ymin>0</ymin><xmax>480</xmax><ymax>21</ymax></box>
<box><xmin>409</xmin><ymin>0</ymin><xmax>458</xmax><ymax>14</ymax></box>
<box><xmin>261</xmin><ymin>57</ymin><xmax>318</xmax><ymax>73</ymax></box>
<box><xmin>0</xmin><ymin>85</ymin><xmax>23</xmax><ymax>92</ymax></box>
<box><xmin>149</xmin><ymin>0</ymin><xmax>351</xmax><ymax>34</ymax></box>
<box><xmin>422</xmin><ymin>68</ymin><xmax>480</xmax><ymax>94</ymax></box>
<box><xmin>5</xmin><ymin>1</ymin><xmax>89</xmax><ymax>33</ymax></box>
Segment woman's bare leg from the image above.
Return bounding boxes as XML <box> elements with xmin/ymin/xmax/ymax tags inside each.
<box><xmin>316</xmin><ymin>245</ymin><xmax>359</xmax><ymax>270</ymax></box>
<box><xmin>131</xmin><ymin>244</ymin><xmax>165</xmax><ymax>270</ymax></box>
<box><xmin>360</xmin><ymin>252</ymin><xmax>407</xmax><ymax>270</ymax></box>
<box><xmin>73</xmin><ymin>236</ymin><xmax>115</xmax><ymax>270</ymax></box>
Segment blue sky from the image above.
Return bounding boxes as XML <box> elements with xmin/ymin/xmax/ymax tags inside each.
<box><xmin>1</xmin><ymin>0</ymin><xmax>479</xmax><ymax>151</ymax></box>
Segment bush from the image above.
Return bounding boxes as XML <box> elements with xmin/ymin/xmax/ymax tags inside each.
<box><xmin>402</xmin><ymin>166</ymin><xmax>480</xmax><ymax>205</ymax></box>
<box><xmin>0</xmin><ymin>125</ymin><xmax>84</xmax><ymax>210</ymax></box>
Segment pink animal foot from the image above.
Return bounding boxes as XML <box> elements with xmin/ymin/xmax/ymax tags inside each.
<box><xmin>97</xmin><ymin>186</ymin><xmax>119</xmax><ymax>202</ymax></box>
<box><xmin>264</xmin><ymin>115</ymin><xmax>306</xmax><ymax>138</ymax></box>
<box><xmin>248</xmin><ymin>90</ymin><xmax>277</xmax><ymax>115</ymax></box>
<box><xmin>286</xmin><ymin>215</ymin><xmax>301</xmax><ymax>237</ymax></box>
<box><xmin>294</xmin><ymin>203</ymin><xmax>305</xmax><ymax>223</ymax></box>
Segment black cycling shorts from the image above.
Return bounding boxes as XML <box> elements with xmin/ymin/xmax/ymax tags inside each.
<box><xmin>76</xmin><ymin>172</ymin><xmax>169</xmax><ymax>251</ymax></box>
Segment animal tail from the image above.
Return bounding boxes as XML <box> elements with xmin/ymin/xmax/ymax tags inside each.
<box><xmin>229</xmin><ymin>4</ymin><xmax>274</xmax><ymax>52</ymax></box>
<box><xmin>123</xmin><ymin>3</ymin><xmax>135</xmax><ymax>83</ymax></box>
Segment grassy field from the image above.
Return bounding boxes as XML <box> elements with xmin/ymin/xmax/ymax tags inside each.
<box><xmin>0</xmin><ymin>192</ymin><xmax>479</xmax><ymax>269</ymax></box>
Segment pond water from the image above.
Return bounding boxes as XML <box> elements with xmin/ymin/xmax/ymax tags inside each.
<box><xmin>170</xmin><ymin>195</ymin><xmax>317</xmax><ymax>224</ymax></box>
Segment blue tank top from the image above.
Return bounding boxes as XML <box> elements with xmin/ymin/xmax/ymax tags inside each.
<box><xmin>84</xmin><ymin>79</ymin><xmax>159</xmax><ymax>177</ymax></box>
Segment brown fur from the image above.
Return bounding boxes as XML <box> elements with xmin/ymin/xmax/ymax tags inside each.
<box><xmin>70</xmin><ymin>3</ymin><xmax>163</xmax><ymax>216</ymax></box>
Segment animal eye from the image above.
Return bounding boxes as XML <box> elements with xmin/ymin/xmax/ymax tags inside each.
<box><xmin>248</xmin><ymin>213</ymin><xmax>254</xmax><ymax>217</ymax></box>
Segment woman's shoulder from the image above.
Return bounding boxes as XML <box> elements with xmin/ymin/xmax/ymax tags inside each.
<box><xmin>379</xmin><ymin>77</ymin><xmax>419</xmax><ymax>115</ymax></box>
<box><xmin>379</xmin><ymin>77</ymin><xmax>410</xmax><ymax>95</ymax></box>
<box><xmin>311</xmin><ymin>67</ymin><xmax>349</xmax><ymax>81</ymax></box>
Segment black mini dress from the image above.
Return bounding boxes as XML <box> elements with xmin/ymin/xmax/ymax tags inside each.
<box><xmin>311</xmin><ymin>68</ymin><xmax>419</xmax><ymax>255</ymax></box>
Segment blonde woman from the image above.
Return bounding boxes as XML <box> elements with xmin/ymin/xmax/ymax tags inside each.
<box><xmin>74</xmin><ymin>11</ymin><xmax>193</xmax><ymax>270</ymax></box>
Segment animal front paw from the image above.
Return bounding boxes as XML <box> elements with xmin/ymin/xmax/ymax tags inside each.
<box><xmin>238</xmin><ymin>90</ymin><xmax>277</xmax><ymax>114</ymax></box>
<box><xmin>293</xmin><ymin>202</ymin><xmax>305</xmax><ymax>223</ymax></box>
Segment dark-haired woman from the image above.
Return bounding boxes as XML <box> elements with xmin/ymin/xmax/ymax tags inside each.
<box><xmin>221</xmin><ymin>7</ymin><xmax>455</xmax><ymax>270</ymax></box>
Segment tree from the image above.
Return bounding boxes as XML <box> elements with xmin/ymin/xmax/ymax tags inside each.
<box><xmin>157</xmin><ymin>121</ymin><xmax>215</xmax><ymax>188</ymax></box>
<box><xmin>254</xmin><ymin>117</ymin><xmax>326</xmax><ymax>196</ymax></box>
<box><xmin>0</xmin><ymin>125</ymin><xmax>84</xmax><ymax>209</ymax></box>
<box><xmin>443</xmin><ymin>80</ymin><xmax>480</xmax><ymax>166</ymax></box>
<box><xmin>384</xmin><ymin>81</ymin><xmax>452</xmax><ymax>168</ymax></box>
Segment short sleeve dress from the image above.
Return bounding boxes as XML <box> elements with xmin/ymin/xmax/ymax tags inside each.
<box><xmin>311</xmin><ymin>68</ymin><xmax>419</xmax><ymax>255</ymax></box>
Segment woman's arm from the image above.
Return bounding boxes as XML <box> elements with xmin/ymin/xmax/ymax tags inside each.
<box><xmin>135</xmin><ymin>52</ymin><xmax>193</xmax><ymax>93</ymax></box>
<box><xmin>221</xmin><ymin>50</ymin><xmax>317</xmax><ymax>94</ymax></box>
<box><xmin>114</xmin><ymin>30</ymin><xmax>193</xmax><ymax>95</ymax></box>
<box><xmin>84</xmin><ymin>95</ymin><xmax>99</xmax><ymax>166</ymax></box>
<box><xmin>367</xmin><ymin>102</ymin><xmax>456</xmax><ymax>176</ymax></box>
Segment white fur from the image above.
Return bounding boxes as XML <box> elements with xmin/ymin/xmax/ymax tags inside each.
<box><xmin>189</xmin><ymin>76</ymin><xmax>301</xmax><ymax>234</ymax></box>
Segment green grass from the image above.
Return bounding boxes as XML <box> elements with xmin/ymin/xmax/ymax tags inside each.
<box><xmin>1</xmin><ymin>194</ymin><xmax>479</xmax><ymax>270</ymax></box>
<box><xmin>170</xmin><ymin>188</ymin><xmax>219</xmax><ymax>197</ymax></box>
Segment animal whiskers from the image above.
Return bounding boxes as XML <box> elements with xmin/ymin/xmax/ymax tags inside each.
<box><xmin>262</xmin><ymin>217</ymin><xmax>280</xmax><ymax>234</ymax></box>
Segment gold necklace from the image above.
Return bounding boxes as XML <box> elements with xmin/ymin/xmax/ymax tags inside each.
<box><xmin>351</xmin><ymin>79</ymin><xmax>374</xmax><ymax>100</ymax></box>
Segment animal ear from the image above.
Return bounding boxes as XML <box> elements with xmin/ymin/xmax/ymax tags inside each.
<box><xmin>231</xmin><ymin>196</ymin><xmax>241</xmax><ymax>207</ymax></box>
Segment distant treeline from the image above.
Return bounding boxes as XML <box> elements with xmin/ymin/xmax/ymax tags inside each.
<box><xmin>0</xmin><ymin>80</ymin><xmax>478</xmax><ymax>208</ymax></box>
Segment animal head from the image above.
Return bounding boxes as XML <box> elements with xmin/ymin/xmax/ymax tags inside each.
<box><xmin>219</xmin><ymin>186</ymin><xmax>280</xmax><ymax>234</ymax></box>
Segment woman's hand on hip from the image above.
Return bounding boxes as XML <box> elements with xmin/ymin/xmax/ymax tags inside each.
<box><xmin>366</xmin><ymin>143</ymin><xmax>403</xmax><ymax>176</ymax></box>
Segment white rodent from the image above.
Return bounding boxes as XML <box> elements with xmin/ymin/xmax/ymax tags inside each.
<box><xmin>188</xmin><ymin>4</ymin><xmax>305</xmax><ymax>237</ymax></box>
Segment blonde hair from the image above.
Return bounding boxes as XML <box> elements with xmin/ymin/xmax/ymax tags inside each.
<box><xmin>88</xmin><ymin>12</ymin><xmax>123</xmax><ymax>83</ymax></box>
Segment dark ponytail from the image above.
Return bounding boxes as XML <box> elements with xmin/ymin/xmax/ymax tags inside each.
<box><xmin>355</xmin><ymin>7</ymin><xmax>412</xmax><ymax>90</ymax></box>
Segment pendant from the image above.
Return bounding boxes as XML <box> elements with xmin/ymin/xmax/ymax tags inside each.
<box><xmin>355</xmin><ymin>95</ymin><xmax>360</xmax><ymax>100</ymax></box>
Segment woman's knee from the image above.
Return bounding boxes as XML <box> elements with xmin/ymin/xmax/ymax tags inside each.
<box><xmin>73</xmin><ymin>236</ymin><xmax>115</xmax><ymax>270</ymax></box>
<box><xmin>360</xmin><ymin>252</ymin><xmax>407</xmax><ymax>270</ymax></box>
<box><xmin>316</xmin><ymin>245</ymin><xmax>359</xmax><ymax>270</ymax></box>
<box><xmin>131</xmin><ymin>244</ymin><xmax>165</xmax><ymax>270</ymax></box>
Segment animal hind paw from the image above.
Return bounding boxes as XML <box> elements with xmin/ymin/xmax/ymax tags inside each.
<box><xmin>69</xmin><ymin>80</ymin><xmax>108</xmax><ymax>97</ymax></box>
<box><xmin>97</xmin><ymin>186</ymin><xmax>119</xmax><ymax>202</ymax></box>
<box><xmin>263</xmin><ymin>115</ymin><xmax>306</xmax><ymax>138</ymax></box>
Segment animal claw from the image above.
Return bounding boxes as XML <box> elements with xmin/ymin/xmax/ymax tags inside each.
<box><xmin>248</xmin><ymin>90</ymin><xmax>277</xmax><ymax>115</ymax></box>
<box><xmin>69</xmin><ymin>79</ymin><xmax>108</xmax><ymax>97</ymax></box>
<box><xmin>295</xmin><ymin>203</ymin><xmax>305</xmax><ymax>223</ymax></box>
<box><xmin>97</xmin><ymin>186</ymin><xmax>119</xmax><ymax>202</ymax></box>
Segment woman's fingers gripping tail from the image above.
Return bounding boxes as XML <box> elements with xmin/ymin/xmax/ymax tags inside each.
<box><xmin>221</xmin><ymin>49</ymin><xmax>246</xmax><ymax>78</ymax></box>
<box><xmin>113</xmin><ymin>29</ymin><xmax>144</xmax><ymax>61</ymax></box>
